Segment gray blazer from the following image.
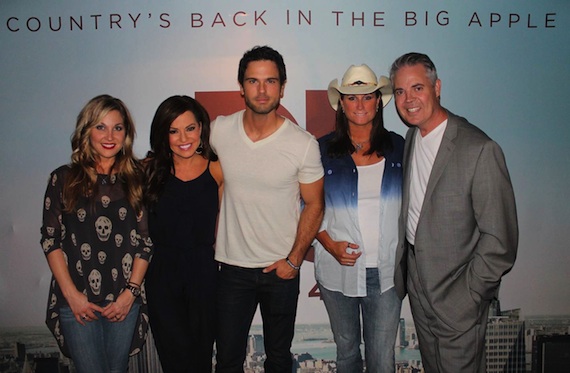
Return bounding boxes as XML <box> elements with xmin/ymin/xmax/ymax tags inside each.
<box><xmin>394</xmin><ymin>110</ymin><xmax>518</xmax><ymax>331</ymax></box>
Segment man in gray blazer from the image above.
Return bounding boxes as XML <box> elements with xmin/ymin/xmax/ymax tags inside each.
<box><xmin>390</xmin><ymin>52</ymin><xmax>518</xmax><ymax>372</ymax></box>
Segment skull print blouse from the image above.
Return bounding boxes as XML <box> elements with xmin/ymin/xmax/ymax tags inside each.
<box><xmin>40</xmin><ymin>165</ymin><xmax>154</xmax><ymax>357</ymax></box>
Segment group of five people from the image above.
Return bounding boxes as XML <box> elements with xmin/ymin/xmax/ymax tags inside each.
<box><xmin>40</xmin><ymin>45</ymin><xmax>517</xmax><ymax>373</ymax></box>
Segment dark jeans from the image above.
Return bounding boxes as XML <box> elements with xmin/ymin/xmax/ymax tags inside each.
<box><xmin>215</xmin><ymin>263</ymin><xmax>300</xmax><ymax>373</ymax></box>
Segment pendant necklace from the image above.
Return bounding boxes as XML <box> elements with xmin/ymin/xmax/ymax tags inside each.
<box><xmin>352</xmin><ymin>139</ymin><xmax>369</xmax><ymax>152</ymax></box>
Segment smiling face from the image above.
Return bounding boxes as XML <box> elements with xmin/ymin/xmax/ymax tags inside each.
<box><xmin>168</xmin><ymin>110</ymin><xmax>202</xmax><ymax>161</ymax></box>
<box><xmin>89</xmin><ymin>110</ymin><xmax>126</xmax><ymax>166</ymax></box>
<box><xmin>240</xmin><ymin>60</ymin><xmax>285</xmax><ymax>115</ymax></box>
<box><xmin>340</xmin><ymin>92</ymin><xmax>381</xmax><ymax>128</ymax></box>
<box><xmin>392</xmin><ymin>64</ymin><xmax>446</xmax><ymax>135</ymax></box>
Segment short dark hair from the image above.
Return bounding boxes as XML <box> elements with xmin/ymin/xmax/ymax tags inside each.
<box><xmin>389</xmin><ymin>52</ymin><xmax>438</xmax><ymax>87</ymax></box>
<box><xmin>237</xmin><ymin>45</ymin><xmax>287</xmax><ymax>85</ymax></box>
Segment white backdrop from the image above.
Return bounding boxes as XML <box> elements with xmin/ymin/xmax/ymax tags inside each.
<box><xmin>1</xmin><ymin>0</ymin><xmax>569</xmax><ymax>328</ymax></box>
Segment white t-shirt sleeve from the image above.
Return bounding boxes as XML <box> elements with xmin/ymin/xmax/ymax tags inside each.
<box><xmin>299</xmin><ymin>135</ymin><xmax>324</xmax><ymax>184</ymax></box>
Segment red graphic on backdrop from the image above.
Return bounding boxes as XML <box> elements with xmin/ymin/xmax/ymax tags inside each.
<box><xmin>195</xmin><ymin>90</ymin><xmax>336</xmax><ymax>138</ymax></box>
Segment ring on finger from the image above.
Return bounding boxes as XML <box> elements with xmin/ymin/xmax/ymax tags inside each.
<box><xmin>81</xmin><ymin>315</ymin><xmax>87</xmax><ymax>320</ymax></box>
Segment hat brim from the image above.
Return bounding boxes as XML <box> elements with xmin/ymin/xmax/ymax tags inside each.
<box><xmin>327</xmin><ymin>76</ymin><xmax>393</xmax><ymax>111</ymax></box>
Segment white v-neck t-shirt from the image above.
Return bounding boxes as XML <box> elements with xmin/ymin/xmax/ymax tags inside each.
<box><xmin>406</xmin><ymin>120</ymin><xmax>448</xmax><ymax>245</ymax></box>
<box><xmin>211</xmin><ymin>110</ymin><xmax>324</xmax><ymax>267</ymax></box>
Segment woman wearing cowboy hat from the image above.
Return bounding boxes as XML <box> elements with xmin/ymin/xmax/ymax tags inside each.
<box><xmin>314</xmin><ymin>64</ymin><xmax>404</xmax><ymax>373</ymax></box>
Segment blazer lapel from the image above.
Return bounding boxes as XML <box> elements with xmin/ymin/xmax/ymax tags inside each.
<box><xmin>402</xmin><ymin>127</ymin><xmax>417</xmax><ymax>220</ymax></box>
<box><xmin>422</xmin><ymin>112</ymin><xmax>458</xmax><ymax>204</ymax></box>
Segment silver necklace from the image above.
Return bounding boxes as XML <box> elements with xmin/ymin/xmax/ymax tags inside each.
<box><xmin>352</xmin><ymin>139</ymin><xmax>369</xmax><ymax>152</ymax></box>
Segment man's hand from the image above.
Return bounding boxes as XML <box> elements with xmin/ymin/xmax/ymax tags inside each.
<box><xmin>263</xmin><ymin>258</ymin><xmax>299</xmax><ymax>280</ymax></box>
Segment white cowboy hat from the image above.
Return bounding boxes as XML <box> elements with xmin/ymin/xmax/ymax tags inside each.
<box><xmin>327</xmin><ymin>64</ymin><xmax>393</xmax><ymax>111</ymax></box>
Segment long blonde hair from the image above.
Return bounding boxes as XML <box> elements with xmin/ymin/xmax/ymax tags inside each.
<box><xmin>63</xmin><ymin>94</ymin><xmax>143</xmax><ymax>214</ymax></box>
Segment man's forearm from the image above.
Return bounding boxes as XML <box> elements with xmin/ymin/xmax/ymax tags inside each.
<box><xmin>287</xmin><ymin>202</ymin><xmax>324</xmax><ymax>266</ymax></box>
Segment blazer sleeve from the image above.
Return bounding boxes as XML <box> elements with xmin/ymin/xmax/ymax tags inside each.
<box><xmin>468</xmin><ymin>140</ymin><xmax>518</xmax><ymax>300</ymax></box>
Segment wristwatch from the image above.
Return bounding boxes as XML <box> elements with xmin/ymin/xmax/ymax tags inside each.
<box><xmin>125</xmin><ymin>283</ymin><xmax>141</xmax><ymax>297</ymax></box>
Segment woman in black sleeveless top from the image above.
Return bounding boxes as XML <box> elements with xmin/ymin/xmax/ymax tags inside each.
<box><xmin>144</xmin><ymin>96</ymin><xmax>223</xmax><ymax>373</ymax></box>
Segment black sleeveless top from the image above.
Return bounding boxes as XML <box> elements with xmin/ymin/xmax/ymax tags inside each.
<box><xmin>147</xmin><ymin>166</ymin><xmax>219</xmax><ymax>288</ymax></box>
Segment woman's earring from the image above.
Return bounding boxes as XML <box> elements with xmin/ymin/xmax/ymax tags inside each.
<box><xmin>196</xmin><ymin>141</ymin><xmax>203</xmax><ymax>155</ymax></box>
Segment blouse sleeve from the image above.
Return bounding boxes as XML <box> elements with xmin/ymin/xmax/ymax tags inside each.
<box><xmin>40</xmin><ymin>168</ymin><xmax>65</xmax><ymax>256</ymax></box>
<box><xmin>134</xmin><ymin>205</ymin><xmax>154</xmax><ymax>262</ymax></box>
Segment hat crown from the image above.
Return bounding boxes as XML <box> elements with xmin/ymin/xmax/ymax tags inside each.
<box><xmin>327</xmin><ymin>64</ymin><xmax>393</xmax><ymax>111</ymax></box>
<box><xmin>341</xmin><ymin>64</ymin><xmax>378</xmax><ymax>87</ymax></box>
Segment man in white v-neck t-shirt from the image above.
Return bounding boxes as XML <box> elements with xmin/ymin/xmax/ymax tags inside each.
<box><xmin>210</xmin><ymin>45</ymin><xmax>324</xmax><ymax>373</ymax></box>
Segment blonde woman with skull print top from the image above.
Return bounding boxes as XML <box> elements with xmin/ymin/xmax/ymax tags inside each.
<box><xmin>40</xmin><ymin>95</ymin><xmax>153</xmax><ymax>373</ymax></box>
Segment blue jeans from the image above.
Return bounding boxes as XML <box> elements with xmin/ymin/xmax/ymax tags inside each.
<box><xmin>319</xmin><ymin>268</ymin><xmax>401</xmax><ymax>373</ymax></box>
<box><xmin>59</xmin><ymin>303</ymin><xmax>140</xmax><ymax>373</ymax></box>
<box><xmin>216</xmin><ymin>263</ymin><xmax>300</xmax><ymax>373</ymax></box>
